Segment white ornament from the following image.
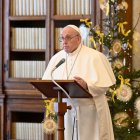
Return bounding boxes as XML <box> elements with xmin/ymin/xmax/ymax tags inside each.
<box><xmin>116</xmin><ymin>84</ymin><xmax>132</xmax><ymax>102</ymax></box>
<box><xmin>43</xmin><ymin>118</ymin><xmax>57</xmax><ymax>134</ymax></box>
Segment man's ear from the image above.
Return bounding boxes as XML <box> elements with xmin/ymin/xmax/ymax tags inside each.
<box><xmin>78</xmin><ymin>36</ymin><xmax>82</xmax><ymax>43</ymax></box>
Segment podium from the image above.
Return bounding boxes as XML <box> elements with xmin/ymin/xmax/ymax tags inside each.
<box><xmin>31</xmin><ymin>80</ymin><xmax>92</xmax><ymax>140</ymax></box>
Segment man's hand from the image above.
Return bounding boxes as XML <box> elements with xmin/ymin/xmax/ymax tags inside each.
<box><xmin>74</xmin><ymin>76</ymin><xmax>88</xmax><ymax>90</ymax></box>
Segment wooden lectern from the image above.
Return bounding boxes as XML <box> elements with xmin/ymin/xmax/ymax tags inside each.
<box><xmin>31</xmin><ymin>80</ymin><xmax>92</xmax><ymax>140</ymax></box>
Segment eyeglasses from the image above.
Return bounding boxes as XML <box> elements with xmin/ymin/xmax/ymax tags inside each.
<box><xmin>59</xmin><ymin>34</ymin><xmax>79</xmax><ymax>42</ymax></box>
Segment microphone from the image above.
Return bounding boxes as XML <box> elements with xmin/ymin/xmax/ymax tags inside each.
<box><xmin>50</xmin><ymin>58</ymin><xmax>78</xmax><ymax>140</ymax></box>
<box><xmin>51</xmin><ymin>58</ymin><xmax>65</xmax><ymax>72</ymax></box>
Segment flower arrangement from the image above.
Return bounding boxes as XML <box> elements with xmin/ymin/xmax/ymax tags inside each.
<box><xmin>43</xmin><ymin>98</ymin><xmax>57</xmax><ymax>134</ymax></box>
<box><xmin>80</xmin><ymin>0</ymin><xmax>140</xmax><ymax>139</ymax></box>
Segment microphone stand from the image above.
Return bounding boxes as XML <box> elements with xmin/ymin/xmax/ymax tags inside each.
<box><xmin>51</xmin><ymin>70</ymin><xmax>79</xmax><ymax>140</ymax></box>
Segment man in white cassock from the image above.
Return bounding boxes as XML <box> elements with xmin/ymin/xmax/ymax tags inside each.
<box><xmin>42</xmin><ymin>24</ymin><xmax>116</xmax><ymax>140</ymax></box>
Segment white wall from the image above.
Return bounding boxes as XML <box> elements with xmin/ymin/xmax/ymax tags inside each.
<box><xmin>133</xmin><ymin>0</ymin><xmax>140</xmax><ymax>70</ymax></box>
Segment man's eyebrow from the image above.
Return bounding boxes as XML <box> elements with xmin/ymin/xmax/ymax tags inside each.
<box><xmin>61</xmin><ymin>34</ymin><xmax>72</xmax><ymax>37</ymax></box>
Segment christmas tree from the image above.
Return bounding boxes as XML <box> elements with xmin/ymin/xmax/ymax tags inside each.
<box><xmin>80</xmin><ymin>0</ymin><xmax>140</xmax><ymax>139</ymax></box>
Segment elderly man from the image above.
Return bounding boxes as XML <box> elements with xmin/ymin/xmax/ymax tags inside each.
<box><xmin>42</xmin><ymin>24</ymin><xmax>116</xmax><ymax>140</ymax></box>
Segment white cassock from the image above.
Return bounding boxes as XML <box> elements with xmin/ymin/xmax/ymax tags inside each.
<box><xmin>42</xmin><ymin>44</ymin><xmax>116</xmax><ymax>140</ymax></box>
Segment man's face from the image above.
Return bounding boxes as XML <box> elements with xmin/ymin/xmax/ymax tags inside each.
<box><xmin>60</xmin><ymin>27</ymin><xmax>81</xmax><ymax>53</ymax></box>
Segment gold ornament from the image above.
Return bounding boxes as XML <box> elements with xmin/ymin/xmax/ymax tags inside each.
<box><xmin>114</xmin><ymin>112</ymin><xmax>129</xmax><ymax>128</ymax></box>
<box><xmin>112</xmin><ymin>59</ymin><xmax>123</xmax><ymax>69</ymax></box>
<box><xmin>121</xmin><ymin>1</ymin><xmax>128</xmax><ymax>10</ymax></box>
<box><xmin>112</xmin><ymin>39</ymin><xmax>122</xmax><ymax>53</ymax></box>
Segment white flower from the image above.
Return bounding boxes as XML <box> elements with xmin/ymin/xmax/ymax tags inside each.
<box><xmin>112</xmin><ymin>59</ymin><xmax>123</xmax><ymax>69</ymax></box>
<box><xmin>116</xmin><ymin>84</ymin><xmax>132</xmax><ymax>102</ymax></box>
<box><xmin>134</xmin><ymin>97</ymin><xmax>140</xmax><ymax>111</ymax></box>
<box><xmin>114</xmin><ymin>112</ymin><xmax>129</xmax><ymax>128</ymax></box>
<box><xmin>43</xmin><ymin>118</ymin><xmax>57</xmax><ymax>134</ymax></box>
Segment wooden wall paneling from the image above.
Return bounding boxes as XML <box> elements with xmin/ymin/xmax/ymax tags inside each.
<box><xmin>0</xmin><ymin>0</ymin><xmax>4</xmax><ymax>139</ymax></box>
<box><xmin>0</xmin><ymin>0</ymin><xmax>2</xmax><ymax>91</ymax></box>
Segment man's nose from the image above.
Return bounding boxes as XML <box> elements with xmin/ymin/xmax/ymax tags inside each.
<box><xmin>63</xmin><ymin>40</ymin><xmax>68</xmax><ymax>44</ymax></box>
